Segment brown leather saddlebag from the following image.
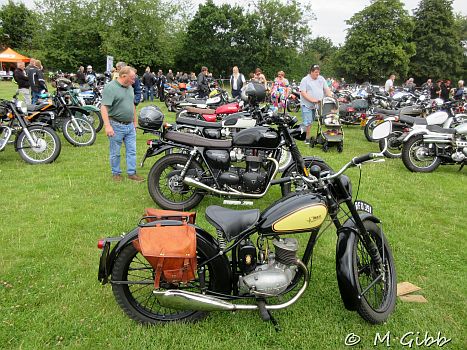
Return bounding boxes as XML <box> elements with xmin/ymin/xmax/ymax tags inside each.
<box><xmin>133</xmin><ymin>209</ymin><xmax>197</xmax><ymax>289</ymax></box>
<box><xmin>143</xmin><ymin>208</ymin><xmax>196</xmax><ymax>224</ymax></box>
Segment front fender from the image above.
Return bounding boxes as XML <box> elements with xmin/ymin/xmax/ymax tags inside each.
<box><xmin>335</xmin><ymin>213</ymin><xmax>380</xmax><ymax>311</ymax></box>
<box><xmin>68</xmin><ymin>106</ymin><xmax>89</xmax><ymax>115</ymax></box>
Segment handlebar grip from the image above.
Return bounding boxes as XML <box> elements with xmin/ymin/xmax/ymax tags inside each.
<box><xmin>352</xmin><ymin>153</ymin><xmax>374</xmax><ymax>165</ymax></box>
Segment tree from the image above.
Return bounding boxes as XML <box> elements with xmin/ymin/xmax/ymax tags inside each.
<box><xmin>335</xmin><ymin>0</ymin><xmax>415</xmax><ymax>83</ymax></box>
<box><xmin>0</xmin><ymin>0</ymin><xmax>39</xmax><ymax>51</ymax></box>
<box><xmin>298</xmin><ymin>36</ymin><xmax>338</xmax><ymax>79</ymax></box>
<box><xmin>409</xmin><ymin>0</ymin><xmax>464</xmax><ymax>82</ymax></box>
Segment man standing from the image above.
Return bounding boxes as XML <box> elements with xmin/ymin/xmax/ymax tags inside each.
<box><xmin>100</xmin><ymin>66</ymin><xmax>144</xmax><ymax>182</ymax></box>
<box><xmin>197</xmin><ymin>66</ymin><xmax>209</xmax><ymax>98</ymax></box>
<box><xmin>299</xmin><ymin>64</ymin><xmax>333</xmax><ymax>144</ymax></box>
<box><xmin>384</xmin><ymin>74</ymin><xmax>395</xmax><ymax>93</ymax></box>
<box><xmin>76</xmin><ymin>66</ymin><xmax>86</xmax><ymax>87</ymax></box>
<box><xmin>13</xmin><ymin>62</ymin><xmax>31</xmax><ymax>104</ymax></box>
<box><xmin>230</xmin><ymin>66</ymin><xmax>246</xmax><ymax>99</ymax></box>
<box><xmin>142</xmin><ymin>67</ymin><xmax>155</xmax><ymax>102</ymax></box>
<box><xmin>156</xmin><ymin>70</ymin><xmax>166</xmax><ymax>102</ymax></box>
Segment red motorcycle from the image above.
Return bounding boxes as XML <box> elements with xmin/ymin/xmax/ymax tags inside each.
<box><xmin>176</xmin><ymin>101</ymin><xmax>242</xmax><ymax>122</ymax></box>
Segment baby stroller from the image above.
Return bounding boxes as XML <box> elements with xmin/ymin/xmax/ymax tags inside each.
<box><xmin>310</xmin><ymin>97</ymin><xmax>344</xmax><ymax>152</ymax></box>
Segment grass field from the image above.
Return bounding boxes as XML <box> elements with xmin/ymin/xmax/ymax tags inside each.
<box><xmin>0</xmin><ymin>80</ymin><xmax>466</xmax><ymax>349</ymax></box>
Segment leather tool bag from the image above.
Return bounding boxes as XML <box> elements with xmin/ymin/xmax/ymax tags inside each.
<box><xmin>133</xmin><ymin>209</ymin><xmax>197</xmax><ymax>289</ymax></box>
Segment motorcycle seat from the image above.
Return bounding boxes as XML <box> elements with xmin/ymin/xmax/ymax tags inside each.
<box><xmin>27</xmin><ymin>102</ymin><xmax>51</xmax><ymax>112</ymax></box>
<box><xmin>205</xmin><ymin>205</ymin><xmax>260</xmax><ymax>242</ymax></box>
<box><xmin>399</xmin><ymin>115</ymin><xmax>427</xmax><ymax>125</ymax></box>
<box><xmin>426</xmin><ymin>125</ymin><xmax>456</xmax><ymax>134</ymax></box>
<box><xmin>176</xmin><ymin>116</ymin><xmax>222</xmax><ymax>128</ymax></box>
<box><xmin>164</xmin><ymin>130</ymin><xmax>232</xmax><ymax>148</ymax></box>
<box><xmin>373</xmin><ymin>107</ymin><xmax>399</xmax><ymax>115</ymax></box>
<box><xmin>186</xmin><ymin>106</ymin><xmax>216</xmax><ymax>115</ymax></box>
<box><xmin>185</xmin><ymin>98</ymin><xmax>207</xmax><ymax>105</ymax></box>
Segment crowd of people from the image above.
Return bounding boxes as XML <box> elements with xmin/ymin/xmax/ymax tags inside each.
<box><xmin>13</xmin><ymin>58</ymin><xmax>47</xmax><ymax>104</ymax></box>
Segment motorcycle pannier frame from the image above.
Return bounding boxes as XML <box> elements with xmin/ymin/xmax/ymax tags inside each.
<box><xmin>133</xmin><ymin>209</ymin><xmax>197</xmax><ymax>289</ymax></box>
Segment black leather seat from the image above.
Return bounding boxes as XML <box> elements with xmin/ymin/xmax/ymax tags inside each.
<box><xmin>427</xmin><ymin>125</ymin><xmax>456</xmax><ymax>134</ymax></box>
<box><xmin>399</xmin><ymin>115</ymin><xmax>427</xmax><ymax>125</ymax></box>
<box><xmin>205</xmin><ymin>205</ymin><xmax>260</xmax><ymax>241</ymax></box>
<box><xmin>176</xmin><ymin>116</ymin><xmax>222</xmax><ymax>128</ymax></box>
<box><xmin>164</xmin><ymin>131</ymin><xmax>232</xmax><ymax>148</ymax></box>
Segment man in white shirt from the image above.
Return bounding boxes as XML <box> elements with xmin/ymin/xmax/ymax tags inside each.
<box><xmin>385</xmin><ymin>74</ymin><xmax>395</xmax><ymax>93</ymax></box>
<box><xmin>299</xmin><ymin>64</ymin><xmax>333</xmax><ymax>144</ymax></box>
<box><xmin>230</xmin><ymin>66</ymin><xmax>246</xmax><ymax>99</ymax></box>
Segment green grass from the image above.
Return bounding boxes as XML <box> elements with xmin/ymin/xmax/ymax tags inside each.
<box><xmin>0</xmin><ymin>80</ymin><xmax>466</xmax><ymax>349</ymax></box>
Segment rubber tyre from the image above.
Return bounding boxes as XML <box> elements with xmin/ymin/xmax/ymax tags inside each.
<box><xmin>148</xmin><ymin>153</ymin><xmax>204</xmax><ymax>210</ymax></box>
<box><xmin>278</xmin><ymin>146</ymin><xmax>292</xmax><ymax>173</ymax></box>
<box><xmin>16</xmin><ymin>125</ymin><xmax>61</xmax><ymax>164</ymax></box>
<box><xmin>379</xmin><ymin>131</ymin><xmax>402</xmax><ymax>158</ymax></box>
<box><xmin>401</xmin><ymin>135</ymin><xmax>441</xmax><ymax>172</ymax></box>
<box><xmin>281</xmin><ymin>159</ymin><xmax>334</xmax><ymax>196</ymax></box>
<box><xmin>337</xmin><ymin>142</ymin><xmax>343</xmax><ymax>153</ymax></box>
<box><xmin>111</xmin><ymin>237</ymin><xmax>230</xmax><ymax>324</ymax></box>
<box><xmin>62</xmin><ymin>116</ymin><xmax>96</xmax><ymax>146</ymax></box>
<box><xmin>286</xmin><ymin>100</ymin><xmax>300</xmax><ymax>113</ymax></box>
<box><xmin>82</xmin><ymin>109</ymin><xmax>103</xmax><ymax>133</ymax></box>
<box><xmin>352</xmin><ymin>221</ymin><xmax>397</xmax><ymax>324</ymax></box>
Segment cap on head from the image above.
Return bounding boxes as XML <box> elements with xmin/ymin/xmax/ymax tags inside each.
<box><xmin>310</xmin><ymin>64</ymin><xmax>320</xmax><ymax>73</ymax></box>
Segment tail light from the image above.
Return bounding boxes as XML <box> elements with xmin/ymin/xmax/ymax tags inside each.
<box><xmin>163</xmin><ymin>122</ymin><xmax>172</xmax><ymax>129</ymax></box>
<box><xmin>361</xmin><ymin>113</ymin><xmax>367</xmax><ymax>119</ymax></box>
<box><xmin>146</xmin><ymin>140</ymin><xmax>153</xmax><ymax>146</ymax></box>
<box><xmin>403</xmin><ymin>127</ymin><xmax>410</xmax><ymax>132</ymax></box>
<box><xmin>97</xmin><ymin>239</ymin><xmax>105</xmax><ymax>249</ymax></box>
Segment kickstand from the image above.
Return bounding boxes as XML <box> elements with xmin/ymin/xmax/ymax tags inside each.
<box><xmin>257</xmin><ymin>299</ymin><xmax>281</xmax><ymax>332</ymax></box>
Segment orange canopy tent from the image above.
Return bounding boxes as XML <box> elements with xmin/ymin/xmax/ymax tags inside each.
<box><xmin>0</xmin><ymin>47</ymin><xmax>30</xmax><ymax>63</ymax></box>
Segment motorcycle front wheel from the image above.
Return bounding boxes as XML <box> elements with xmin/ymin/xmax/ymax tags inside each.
<box><xmin>111</xmin><ymin>237</ymin><xmax>230</xmax><ymax>324</ymax></box>
<box><xmin>147</xmin><ymin>154</ymin><xmax>204</xmax><ymax>210</ymax></box>
<box><xmin>281</xmin><ymin>159</ymin><xmax>334</xmax><ymax>196</ymax></box>
<box><xmin>62</xmin><ymin>116</ymin><xmax>96</xmax><ymax>146</ymax></box>
<box><xmin>16</xmin><ymin>125</ymin><xmax>61</xmax><ymax>164</ymax></box>
<box><xmin>401</xmin><ymin>135</ymin><xmax>441</xmax><ymax>172</ymax></box>
<box><xmin>379</xmin><ymin>131</ymin><xmax>403</xmax><ymax>158</ymax></box>
<box><xmin>352</xmin><ymin>220</ymin><xmax>396</xmax><ymax>324</ymax></box>
<box><xmin>286</xmin><ymin>99</ymin><xmax>300</xmax><ymax>113</ymax></box>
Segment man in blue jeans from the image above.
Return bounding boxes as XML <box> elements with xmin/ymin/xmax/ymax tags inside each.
<box><xmin>299</xmin><ymin>64</ymin><xmax>333</xmax><ymax>144</ymax></box>
<box><xmin>101</xmin><ymin>66</ymin><xmax>144</xmax><ymax>182</ymax></box>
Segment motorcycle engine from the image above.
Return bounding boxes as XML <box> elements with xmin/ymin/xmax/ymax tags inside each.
<box><xmin>452</xmin><ymin>149</ymin><xmax>467</xmax><ymax>162</ymax></box>
<box><xmin>238</xmin><ymin>238</ymin><xmax>298</xmax><ymax>297</ymax></box>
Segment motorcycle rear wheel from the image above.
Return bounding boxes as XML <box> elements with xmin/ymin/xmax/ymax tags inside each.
<box><xmin>76</xmin><ymin>109</ymin><xmax>103</xmax><ymax>133</ymax></box>
<box><xmin>401</xmin><ymin>135</ymin><xmax>441</xmax><ymax>172</ymax></box>
<box><xmin>111</xmin><ymin>237</ymin><xmax>229</xmax><ymax>324</ymax></box>
<box><xmin>148</xmin><ymin>154</ymin><xmax>204</xmax><ymax>210</ymax></box>
<box><xmin>16</xmin><ymin>125</ymin><xmax>61</xmax><ymax>164</ymax></box>
<box><xmin>62</xmin><ymin>116</ymin><xmax>96</xmax><ymax>147</ymax></box>
<box><xmin>352</xmin><ymin>221</ymin><xmax>396</xmax><ymax>324</ymax></box>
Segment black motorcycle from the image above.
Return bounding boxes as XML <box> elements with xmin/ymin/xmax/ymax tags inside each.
<box><xmin>97</xmin><ymin>121</ymin><xmax>397</xmax><ymax>326</ymax></box>
<box><xmin>141</xmin><ymin>111</ymin><xmax>329</xmax><ymax>210</ymax></box>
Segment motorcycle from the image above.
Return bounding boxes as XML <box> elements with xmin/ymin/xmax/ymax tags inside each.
<box><xmin>141</xmin><ymin>111</ymin><xmax>328</xmax><ymax>210</ymax></box>
<box><xmin>172</xmin><ymin>87</ymin><xmax>232</xmax><ymax>112</ymax></box>
<box><xmin>176</xmin><ymin>101</ymin><xmax>242</xmax><ymax>122</ymax></box>
<box><xmin>97</xmin><ymin>121</ymin><xmax>397</xmax><ymax>326</ymax></box>
<box><xmin>66</xmin><ymin>88</ymin><xmax>104</xmax><ymax>133</ymax></box>
<box><xmin>0</xmin><ymin>96</ymin><xmax>61</xmax><ymax>164</ymax></box>
<box><xmin>401</xmin><ymin>108</ymin><xmax>467</xmax><ymax>172</ymax></box>
<box><xmin>28</xmin><ymin>85</ymin><xmax>96</xmax><ymax>147</ymax></box>
<box><xmin>286</xmin><ymin>83</ymin><xmax>300</xmax><ymax>113</ymax></box>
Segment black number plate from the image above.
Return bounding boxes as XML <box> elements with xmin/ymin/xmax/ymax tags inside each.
<box><xmin>354</xmin><ymin>200</ymin><xmax>373</xmax><ymax>214</ymax></box>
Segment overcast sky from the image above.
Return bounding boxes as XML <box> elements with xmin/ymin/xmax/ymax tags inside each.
<box><xmin>1</xmin><ymin>0</ymin><xmax>466</xmax><ymax>45</ymax></box>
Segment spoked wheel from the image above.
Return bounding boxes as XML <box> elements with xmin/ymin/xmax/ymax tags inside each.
<box><xmin>379</xmin><ymin>131</ymin><xmax>403</xmax><ymax>158</ymax></box>
<box><xmin>62</xmin><ymin>116</ymin><xmax>96</xmax><ymax>146</ymax></box>
<box><xmin>401</xmin><ymin>135</ymin><xmax>440</xmax><ymax>172</ymax></box>
<box><xmin>352</xmin><ymin>221</ymin><xmax>396</xmax><ymax>324</ymax></box>
<box><xmin>76</xmin><ymin>109</ymin><xmax>103</xmax><ymax>133</ymax></box>
<box><xmin>111</xmin><ymin>237</ymin><xmax>231</xmax><ymax>324</ymax></box>
<box><xmin>278</xmin><ymin>146</ymin><xmax>292</xmax><ymax>172</ymax></box>
<box><xmin>16</xmin><ymin>125</ymin><xmax>61</xmax><ymax>164</ymax></box>
<box><xmin>286</xmin><ymin>99</ymin><xmax>300</xmax><ymax>113</ymax></box>
<box><xmin>281</xmin><ymin>159</ymin><xmax>334</xmax><ymax>196</ymax></box>
<box><xmin>147</xmin><ymin>154</ymin><xmax>204</xmax><ymax>210</ymax></box>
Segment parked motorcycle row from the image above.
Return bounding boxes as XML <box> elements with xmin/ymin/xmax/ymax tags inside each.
<box><xmin>0</xmin><ymin>78</ymin><xmax>105</xmax><ymax>164</ymax></box>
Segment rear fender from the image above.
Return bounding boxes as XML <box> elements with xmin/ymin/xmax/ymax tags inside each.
<box><xmin>335</xmin><ymin>213</ymin><xmax>380</xmax><ymax>311</ymax></box>
<box><xmin>403</xmin><ymin>128</ymin><xmax>427</xmax><ymax>142</ymax></box>
<box><xmin>140</xmin><ymin>141</ymin><xmax>176</xmax><ymax>167</ymax></box>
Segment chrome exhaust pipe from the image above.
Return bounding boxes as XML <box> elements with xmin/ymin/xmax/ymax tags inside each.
<box><xmin>183</xmin><ymin>158</ymin><xmax>279</xmax><ymax>199</ymax></box>
<box><xmin>153</xmin><ymin>260</ymin><xmax>309</xmax><ymax>312</ymax></box>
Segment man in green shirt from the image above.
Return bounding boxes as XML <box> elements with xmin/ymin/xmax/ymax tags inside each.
<box><xmin>101</xmin><ymin>66</ymin><xmax>144</xmax><ymax>182</ymax></box>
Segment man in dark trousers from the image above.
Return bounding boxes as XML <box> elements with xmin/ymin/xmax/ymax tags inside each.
<box><xmin>28</xmin><ymin>60</ymin><xmax>47</xmax><ymax>104</ymax></box>
<box><xmin>14</xmin><ymin>62</ymin><xmax>31</xmax><ymax>104</ymax></box>
<box><xmin>197</xmin><ymin>66</ymin><xmax>209</xmax><ymax>98</ymax></box>
<box><xmin>156</xmin><ymin>70</ymin><xmax>166</xmax><ymax>102</ymax></box>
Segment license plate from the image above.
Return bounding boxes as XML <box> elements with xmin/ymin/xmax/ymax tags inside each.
<box><xmin>354</xmin><ymin>200</ymin><xmax>373</xmax><ymax>214</ymax></box>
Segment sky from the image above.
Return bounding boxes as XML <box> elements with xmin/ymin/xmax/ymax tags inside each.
<box><xmin>1</xmin><ymin>0</ymin><xmax>466</xmax><ymax>45</ymax></box>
